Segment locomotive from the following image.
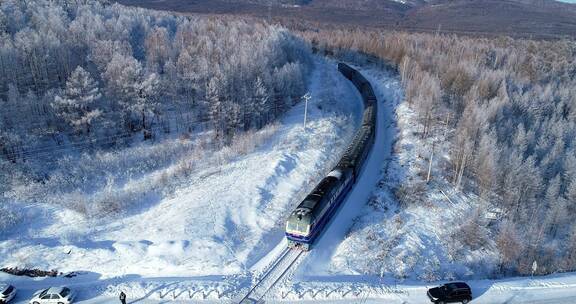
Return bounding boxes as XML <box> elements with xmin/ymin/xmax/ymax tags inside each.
<box><xmin>285</xmin><ymin>63</ymin><xmax>377</xmax><ymax>250</ymax></box>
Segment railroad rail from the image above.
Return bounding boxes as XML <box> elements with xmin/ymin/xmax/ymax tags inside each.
<box><xmin>239</xmin><ymin>248</ymin><xmax>305</xmax><ymax>303</ymax></box>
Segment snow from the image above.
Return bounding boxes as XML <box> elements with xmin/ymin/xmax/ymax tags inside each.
<box><xmin>2</xmin><ymin>58</ymin><xmax>576</xmax><ymax>303</ymax></box>
<box><xmin>312</xmin><ymin>63</ymin><xmax>502</xmax><ymax>281</ymax></box>
<box><xmin>0</xmin><ymin>57</ymin><xmax>361</xmax><ymax>279</ymax></box>
<box><xmin>274</xmin><ymin>272</ymin><xmax>576</xmax><ymax>303</ymax></box>
<box><xmin>3</xmin><ymin>270</ymin><xmax>576</xmax><ymax>303</ymax></box>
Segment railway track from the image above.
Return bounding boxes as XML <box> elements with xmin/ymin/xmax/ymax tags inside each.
<box><xmin>238</xmin><ymin>63</ymin><xmax>374</xmax><ymax>304</ymax></box>
<box><xmin>239</xmin><ymin>248</ymin><xmax>305</xmax><ymax>303</ymax></box>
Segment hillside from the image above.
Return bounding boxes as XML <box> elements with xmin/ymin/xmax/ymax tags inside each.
<box><xmin>302</xmin><ymin>26</ymin><xmax>576</xmax><ymax>278</ymax></box>
<box><xmin>0</xmin><ymin>0</ymin><xmax>312</xmax><ymax>231</ymax></box>
<box><xmin>404</xmin><ymin>0</ymin><xmax>576</xmax><ymax>37</ymax></box>
<box><xmin>117</xmin><ymin>0</ymin><xmax>576</xmax><ymax>38</ymax></box>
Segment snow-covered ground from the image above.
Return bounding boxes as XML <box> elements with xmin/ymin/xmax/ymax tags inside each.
<box><xmin>0</xmin><ymin>58</ymin><xmax>363</xmax><ymax>299</ymax></box>
<box><xmin>2</xmin><ymin>266</ymin><xmax>576</xmax><ymax>303</ymax></box>
<box><xmin>277</xmin><ymin>272</ymin><xmax>576</xmax><ymax>303</ymax></box>
<box><xmin>317</xmin><ymin>63</ymin><xmax>502</xmax><ymax>281</ymax></box>
<box><xmin>3</xmin><ymin>59</ymin><xmax>576</xmax><ymax>303</ymax></box>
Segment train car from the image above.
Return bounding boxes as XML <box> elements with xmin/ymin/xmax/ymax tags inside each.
<box><xmin>350</xmin><ymin>126</ymin><xmax>374</xmax><ymax>177</ymax></box>
<box><xmin>337</xmin><ymin>126</ymin><xmax>373</xmax><ymax>179</ymax></box>
<box><xmin>286</xmin><ymin>168</ymin><xmax>354</xmax><ymax>250</ymax></box>
<box><xmin>362</xmin><ymin>85</ymin><xmax>376</xmax><ymax>105</ymax></box>
<box><xmin>339</xmin><ymin>63</ymin><xmax>376</xmax><ymax>107</ymax></box>
<box><xmin>338</xmin><ymin>63</ymin><xmax>356</xmax><ymax>80</ymax></box>
<box><xmin>351</xmin><ymin>74</ymin><xmax>369</xmax><ymax>93</ymax></box>
<box><xmin>362</xmin><ymin>105</ymin><xmax>376</xmax><ymax>129</ymax></box>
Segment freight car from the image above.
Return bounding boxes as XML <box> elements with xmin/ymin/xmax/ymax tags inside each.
<box><xmin>286</xmin><ymin>63</ymin><xmax>378</xmax><ymax>250</ymax></box>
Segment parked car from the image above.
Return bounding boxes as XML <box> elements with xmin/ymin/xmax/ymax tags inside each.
<box><xmin>0</xmin><ymin>283</ymin><xmax>17</xmax><ymax>303</ymax></box>
<box><xmin>29</xmin><ymin>287</ymin><xmax>76</xmax><ymax>304</ymax></box>
<box><xmin>427</xmin><ymin>282</ymin><xmax>472</xmax><ymax>304</ymax></box>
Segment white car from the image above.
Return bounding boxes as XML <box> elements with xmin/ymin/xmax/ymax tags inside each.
<box><xmin>0</xmin><ymin>283</ymin><xmax>17</xmax><ymax>303</ymax></box>
<box><xmin>28</xmin><ymin>287</ymin><xmax>76</xmax><ymax>304</ymax></box>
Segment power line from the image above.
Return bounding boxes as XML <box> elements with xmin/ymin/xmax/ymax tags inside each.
<box><xmin>1</xmin><ymin>107</ymin><xmax>210</xmax><ymax>150</ymax></box>
<box><xmin>0</xmin><ymin>115</ymin><xmax>211</xmax><ymax>164</ymax></box>
<box><xmin>1</xmin><ymin>93</ymin><xmax>294</xmax><ymax>156</ymax></box>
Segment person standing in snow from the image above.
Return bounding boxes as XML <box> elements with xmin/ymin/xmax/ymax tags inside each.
<box><xmin>119</xmin><ymin>291</ymin><xmax>127</xmax><ymax>304</ymax></box>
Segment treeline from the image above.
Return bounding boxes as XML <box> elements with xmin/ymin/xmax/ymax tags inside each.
<box><xmin>0</xmin><ymin>0</ymin><xmax>312</xmax><ymax>166</ymax></box>
<box><xmin>300</xmin><ymin>29</ymin><xmax>576</xmax><ymax>276</ymax></box>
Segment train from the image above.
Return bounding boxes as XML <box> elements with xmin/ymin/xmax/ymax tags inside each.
<box><xmin>285</xmin><ymin>63</ymin><xmax>377</xmax><ymax>251</ymax></box>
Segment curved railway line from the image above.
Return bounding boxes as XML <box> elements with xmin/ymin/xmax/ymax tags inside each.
<box><xmin>238</xmin><ymin>63</ymin><xmax>379</xmax><ymax>303</ymax></box>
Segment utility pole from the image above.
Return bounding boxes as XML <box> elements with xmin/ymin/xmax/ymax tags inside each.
<box><xmin>456</xmin><ymin>154</ymin><xmax>466</xmax><ymax>190</ymax></box>
<box><xmin>443</xmin><ymin>112</ymin><xmax>450</xmax><ymax>138</ymax></box>
<box><xmin>302</xmin><ymin>93</ymin><xmax>311</xmax><ymax>129</ymax></box>
<box><xmin>427</xmin><ymin>142</ymin><xmax>435</xmax><ymax>183</ymax></box>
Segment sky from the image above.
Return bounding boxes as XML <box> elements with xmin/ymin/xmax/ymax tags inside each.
<box><xmin>557</xmin><ymin>0</ymin><xmax>576</xmax><ymax>3</ymax></box>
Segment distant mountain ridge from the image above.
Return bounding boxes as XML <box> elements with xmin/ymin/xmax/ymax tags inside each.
<box><xmin>117</xmin><ymin>0</ymin><xmax>576</xmax><ymax>38</ymax></box>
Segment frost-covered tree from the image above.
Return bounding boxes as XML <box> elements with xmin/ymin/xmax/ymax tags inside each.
<box><xmin>0</xmin><ymin>0</ymin><xmax>312</xmax><ymax>220</ymax></box>
<box><xmin>133</xmin><ymin>73</ymin><xmax>160</xmax><ymax>133</ymax></box>
<box><xmin>475</xmin><ymin>132</ymin><xmax>498</xmax><ymax>197</ymax></box>
<box><xmin>496</xmin><ymin>221</ymin><xmax>522</xmax><ymax>273</ymax></box>
<box><xmin>567</xmin><ymin>180</ymin><xmax>576</xmax><ymax>212</ymax></box>
<box><xmin>52</xmin><ymin>66</ymin><xmax>102</xmax><ymax>134</ymax></box>
<box><xmin>253</xmin><ymin>77</ymin><xmax>269</xmax><ymax>129</ymax></box>
<box><xmin>207</xmin><ymin>76</ymin><xmax>224</xmax><ymax>142</ymax></box>
<box><xmin>562</xmin><ymin>226</ymin><xmax>576</xmax><ymax>271</ymax></box>
<box><xmin>144</xmin><ymin>26</ymin><xmax>169</xmax><ymax>74</ymax></box>
<box><xmin>301</xmin><ymin>27</ymin><xmax>576</xmax><ymax>275</ymax></box>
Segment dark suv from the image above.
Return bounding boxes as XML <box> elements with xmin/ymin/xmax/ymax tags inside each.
<box><xmin>427</xmin><ymin>282</ymin><xmax>472</xmax><ymax>303</ymax></box>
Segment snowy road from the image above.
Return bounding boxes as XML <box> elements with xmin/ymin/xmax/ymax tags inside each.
<box><xmin>276</xmin><ymin>269</ymin><xmax>576</xmax><ymax>303</ymax></box>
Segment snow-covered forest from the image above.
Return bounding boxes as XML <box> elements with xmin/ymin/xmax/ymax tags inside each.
<box><xmin>0</xmin><ymin>0</ymin><xmax>312</xmax><ymax>221</ymax></box>
<box><xmin>303</xmin><ymin>30</ymin><xmax>576</xmax><ymax>277</ymax></box>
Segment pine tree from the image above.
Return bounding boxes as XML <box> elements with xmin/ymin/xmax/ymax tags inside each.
<box><xmin>224</xmin><ymin>102</ymin><xmax>243</xmax><ymax>141</ymax></box>
<box><xmin>52</xmin><ymin>66</ymin><xmax>101</xmax><ymax>134</ymax></box>
<box><xmin>253</xmin><ymin>77</ymin><xmax>269</xmax><ymax>128</ymax></box>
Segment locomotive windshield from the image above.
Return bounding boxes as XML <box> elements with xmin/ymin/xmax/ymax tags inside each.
<box><xmin>286</xmin><ymin>220</ymin><xmax>310</xmax><ymax>235</ymax></box>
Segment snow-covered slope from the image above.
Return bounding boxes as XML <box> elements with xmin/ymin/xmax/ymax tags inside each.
<box><xmin>319</xmin><ymin>64</ymin><xmax>502</xmax><ymax>281</ymax></box>
<box><xmin>0</xmin><ymin>58</ymin><xmax>362</xmax><ymax>279</ymax></box>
